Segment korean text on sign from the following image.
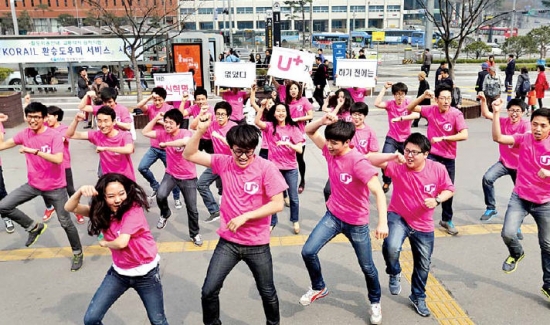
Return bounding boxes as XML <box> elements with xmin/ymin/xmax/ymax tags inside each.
<box><xmin>335</xmin><ymin>59</ymin><xmax>378</xmax><ymax>88</ymax></box>
<box><xmin>214</xmin><ymin>62</ymin><xmax>256</xmax><ymax>88</ymax></box>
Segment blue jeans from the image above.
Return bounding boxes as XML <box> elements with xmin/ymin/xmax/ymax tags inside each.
<box><xmin>301</xmin><ymin>210</ymin><xmax>382</xmax><ymax>303</ymax></box>
<box><xmin>138</xmin><ymin>147</ymin><xmax>180</xmax><ymax>200</ymax></box>
<box><xmin>482</xmin><ymin>161</ymin><xmax>517</xmax><ymax>210</ymax></box>
<box><xmin>84</xmin><ymin>264</ymin><xmax>168</xmax><ymax>325</ymax></box>
<box><xmin>0</xmin><ymin>183</ymin><xmax>81</xmax><ymax>253</ymax></box>
<box><xmin>197</xmin><ymin>168</ymin><xmax>221</xmax><ymax>215</ymax></box>
<box><xmin>502</xmin><ymin>192</ymin><xmax>550</xmax><ymax>287</ymax></box>
<box><xmin>382</xmin><ymin>212</ymin><xmax>434</xmax><ymax>300</ymax></box>
<box><xmin>382</xmin><ymin>136</ymin><xmax>404</xmax><ymax>184</ymax></box>
<box><xmin>156</xmin><ymin>174</ymin><xmax>200</xmax><ymax>238</ymax></box>
<box><xmin>428</xmin><ymin>154</ymin><xmax>455</xmax><ymax>222</ymax></box>
<box><xmin>271</xmin><ymin>169</ymin><xmax>299</xmax><ymax>226</ymax></box>
<box><xmin>202</xmin><ymin>238</ymin><xmax>279</xmax><ymax>325</ymax></box>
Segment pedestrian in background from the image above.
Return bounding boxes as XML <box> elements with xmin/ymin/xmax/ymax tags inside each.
<box><xmin>421</xmin><ymin>49</ymin><xmax>433</xmax><ymax>76</ymax></box>
<box><xmin>515</xmin><ymin>67</ymin><xmax>530</xmax><ymax>103</ymax></box>
<box><xmin>535</xmin><ymin>64</ymin><xmax>548</xmax><ymax>109</ymax></box>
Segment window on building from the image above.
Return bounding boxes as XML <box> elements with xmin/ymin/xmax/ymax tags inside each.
<box><xmin>369</xmin><ymin>5</ymin><xmax>384</xmax><ymax>12</ymax></box>
<box><xmin>350</xmin><ymin>5</ymin><xmax>366</xmax><ymax>12</ymax></box>
<box><xmin>113</xmin><ymin>0</ymin><xmax>116</xmax><ymax>5</ymax></box>
<box><xmin>198</xmin><ymin>8</ymin><xmax>213</xmax><ymax>14</ymax></box>
<box><xmin>387</xmin><ymin>5</ymin><xmax>401</xmax><ymax>12</ymax></box>
<box><xmin>237</xmin><ymin>21</ymin><xmax>253</xmax><ymax>29</ymax></box>
<box><xmin>64</xmin><ymin>0</ymin><xmax>67</xmax><ymax>6</ymax></box>
<box><xmin>237</xmin><ymin>7</ymin><xmax>253</xmax><ymax>14</ymax></box>
<box><xmin>332</xmin><ymin>6</ymin><xmax>347</xmax><ymax>13</ymax></box>
<box><xmin>281</xmin><ymin>7</ymin><xmax>291</xmax><ymax>13</ymax></box>
<box><xmin>255</xmin><ymin>7</ymin><xmax>271</xmax><ymax>13</ymax></box>
<box><xmin>313</xmin><ymin>6</ymin><xmax>328</xmax><ymax>13</ymax></box>
<box><xmin>280</xmin><ymin>21</ymin><xmax>290</xmax><ymax>30</ymax></box>
<box><xmin>200</xmin><ymin>22</ymin><xmax>214</xmax><ymax>30</ymax></box>
<box><xmin>256</xmin><ymin>21</ymin><xmax>265</xmax><ymax>29</ymax></box>
<box><xmin>47</xmin><ymin>0</ymin><xmax>51</xmax><ymax>5</ymax></box>
<box><xmin>184</xmin><ymin>22</ymin><xmax>196</xmax><ymax>30</ymax></box>
<box><xmin>181</xmin><ymin>8</ymin><xmax>194</xmax><ymax>15</ymax></box>
<box><xmin>332</xmin><ymin>20</ymin><xmax>344</xmax><ymax>29</ymax></box>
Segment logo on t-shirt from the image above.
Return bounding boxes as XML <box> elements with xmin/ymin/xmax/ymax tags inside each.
<box><xmin>359</xmin><ymin>139</ymin><xmax>367</xmax><ymax>147</ymax></box>
<box><xmin>443</xmin><ymin>123</ymin><xmax>453</xmax><ymax>132</ymax></box>
<box><xmin>281</xmin><ymin>135</ymin><xmax>290</xmax><ymax>142</ymax></box>
<box><xmin>40</xmin><ymin>145</ymin><xmax>52</xmax><ymax>154</ymax></box>
<box><xmin>424</xmin><ymin>184</ymin><xmax>436</xmax><ymax>194</ymax></box>
<box><xmin>339</xmin><ymin>173</ymin><xmax>353</xmax><ymax>184</ymax></box>
<box><xmin>175</xmin><ymin>147</ymin><xmax>184</xmax><ymax>153</ymax></box>
<box><xmin>244</xmin><ymin>181</ymin><xmax>259</xmax><ymax>194</ymax></box>
<box><xmin>238</xmin><ymin>97</ymin><xmax>243</xmax><ymax>102</ymax></box>
<box><xmin>357</xmin><ymin>93</ymin><xmax>364</xmax><ymax>98</ymax></box>
<box><xmin>540</xmin><ymin>155</ymin><xmax>550</xmax><ymax>166</ymax></box>
<box><xmin>297</xmin><ymin>105</ymin><xmax>303</xmax><ymax>111</ymax></box>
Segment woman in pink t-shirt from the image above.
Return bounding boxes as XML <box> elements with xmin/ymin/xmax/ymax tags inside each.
<box><xmin>65</xmin><ymin>173</ymin><xmax>168</xmax><ymax>325</ymax></box>
<box><xmin>322</xmin><ymin>88</ymin><xmax>355</xmax><ymax>122</ymax></box>
<box><xmin>255</xmin><ymin>102</ymin><xmax>304</xmax><ymax>234</ymax></box>
<box><xmin>285</xmin><ymin>81</ymin><xmax>313</xmax><ymax>193</ymax></box>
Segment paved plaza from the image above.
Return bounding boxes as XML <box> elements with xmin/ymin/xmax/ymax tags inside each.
<box><xmin>1</xmin><ymin>63</ymin><xmax>549</xmax><ymax>324</ymax></box>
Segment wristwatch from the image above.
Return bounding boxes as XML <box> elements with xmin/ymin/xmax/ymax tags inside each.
<box><xmin>435</xmin><ymin>196</ymin><xmax>441</xmax><ymax>205</ymax></box>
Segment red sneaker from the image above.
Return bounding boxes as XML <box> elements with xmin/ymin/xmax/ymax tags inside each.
<box><xmin>75</xmin><ymin>214</ymin><xmax>86</xmax><ymax>225</ymax></box>
<box><xmin>42</xmin><ymin>207</ymin><xmax>56</xmax><ymax>222</ymax></box>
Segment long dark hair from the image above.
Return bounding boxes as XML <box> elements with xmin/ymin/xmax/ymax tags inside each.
<box><xmin>285</xmin><ymin>81</ymin><xmax>303</xmax><ymax>105</ymax></box>
<box><xmin>266</xmin><ymin>103</ymin><xmax>299</xmax><ymax>135</ymax></box>
<box><xmin>328</xmin><ymin>88</ymin><xmax>354</xmax><ymax>114</ymax></box>
<box><xmin>87</xmin><ymin>173</ymin><xmax>149</xmax><ymax>236</ymax></box>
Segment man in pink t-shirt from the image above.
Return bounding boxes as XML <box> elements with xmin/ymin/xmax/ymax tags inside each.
<box><xmin>180</xmin><ymin>87</ymin><xmax>215</xmax><ymax>153</ymax></box>
<box><xmin>0</xmin><ymin>114</ymin><xmax>15</xmax><ymax>234</ymax></box>
<box><xmin>374</xmin><ymin>81</ymin><xmax>412</xmax><ymax>193</ymax></box>
<box><xmin>492</xmin><ymin>106</ymin><xmax>550</xmax><ymax>297</ymax></box>
<box><xmin>369</xmin><ymin>133</ymin><xmax>454</xmax><ymax>318</ymax></box>
<box><xmin>346</xmin><ymin>87</ymin><xmax>369</xmax><ymax>103</ymax></box>
<box><xmin>0</xmin><ymin>102</ymin><xmax>83</xmax><ymax>271</ymax></box>
<box><xmin>479</xmin><ymin>96</ymin><xmax>530</xmax><ymax>223</ymax></box>
<box><xmin>142</xmin><ymin>109</ymin><xmax>202</xmax><ymax>246</ymax></box>
<box><xmin>67</xmin><ymin>106</ymin><xmax>135</xmax><ymax>181</ymax></box>
<box><xmin>407</xmin><ymin>84</ymin><xmax>468</xmax><ymax>235</ymax></box>
<box><xmin>221</xmin><ymin>87</ymin><xmax>249</xmax><ymax>121</ymax></box>
<box><xmin>184</xmin><ymin>119</ymin><xmax>287</xmax><ymax>325</ymax></box>
<box><xmin>78</xmin><ymin>87</ymin><xmax>132</xmax><ymax>131</ymax></box>
<box><xmin>301</xmin><ymin>116</ymin><xmax>388</xmax><ymax>324</ymax></box>
<box><xmin>135</xmin><ymin>87</ymin><xmax>181</xmax><ymax>206</ymax></box>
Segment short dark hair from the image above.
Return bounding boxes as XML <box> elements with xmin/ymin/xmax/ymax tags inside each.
<box><xmin>100</xmin><ymin>87</ymin><xmax>118</xmax><ymax>102</ymax></box>
<box><xmin>531</xmin><ymin>107</ymin><xmax>550</xmax><ymax>123</ymax></box>
<box><xmin>195</xmin><ymin>87</ymin><xmax>208</xmax><ymax>99</ymax></box>
<box><xmin>435</xmin><ymin>84</ymin><xmax>453</xmax><ymax>98</ymax></box>
<box><xmin>325</xmin><ymin>120</ymin><xmax>355</xmax><ymax>142</ymax></box>
<box><xmin>226</xmin><ymin>124</ymin><xmax>260</xmax><ymax>150</ymax></box>
<box><xmin>441</xmin><ymin>68</ymin><xmax>449</xmax><ymax>74</ymax></box>
<box><xmin>78</xmin><ymin>67</ymin><xmax>87</xmax><ymax>74</ymax></box>
<box><xmin>404</xmin><ymin>133</ymin><xmax>431</xmax><ymax>153</ymax></box>
<box><xmin>101</xmin><ymin>65</ymin><xmax>108</xmax><ymax>69</ymax></box>
<box><xmin>25</xmin><ymin>102</ymin><xmax>47</xmax><ymax>117</ymax></box>
<box><xmin>318</xmin><ymin>48</ymin><xmax>323</xmax><ymax>52</ymax></box>
<box><xmin>47</xmin><ymin>106</ymin><xmax>64</xmax><ymax>122</ymax></box>
<box><xmin>96</xmin><ymin>106</ymin><xmax>116</xmax><ymax>121</ymax></box>
<box><xmin>520</xmin><ymin>67</ymin><xmax>528</xmax><ymax>74</ymax></box>
<box><xmin>350</xmin><ymin>102</ymin><xmax>369</xmax><ymax>116</ymax></box>
<box><xmin>163</xmin><ymin>108</ymin><xmax>183</xmax><ymax>127</ymax></box>
<box><xmin>152</xmin><ymin>87</ymin><xmax>167</xmax><ymax>99</ymax></box>
<box><xmin>508</xmin><ymin>54</ymin><xmax>514</xmax><ymax>58</ymax></box>
<box><xmin>214</xmin><ymin>101</ymin><xmax>233</xmax><ymax>117</ymax></box>
<box><xmin>537</xmin><ymin>65</ymin><xmax>545</xmax><ymax>72</ymax></box>
<box><xmin>507</xmin><ymin>98</ymin><xmax>526</xmax><ymax>112</ymax></box>
<box><xmin>391</xmin><ymin>82</ymin><xmax>408</xmax><ymax>95</ymax></box>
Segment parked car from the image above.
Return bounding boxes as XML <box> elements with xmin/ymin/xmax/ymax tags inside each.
<box><xmin>485</xmin><ymin>43</ymin><xmax>503</xmax><ymax>56</ymax></box>
<box><xmin>1</xmin><ymin>71</ymin><xmax>41</xmax><ymax>92</ymax></box>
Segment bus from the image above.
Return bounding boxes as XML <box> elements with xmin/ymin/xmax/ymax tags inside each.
<box><xmin>383</xmin><ymin>29</ymin><xmax>415</xmax><ymax>44</ymax></box>
<box><xmin>410</xmin><ymin>31</ymin><xmax>442</xmax><ymax>47</ymax></box>
<box><xmin>281</xmin><ymin>30</ymin><xmax>300</xmax><ymax>44</ymax></box>
<box><xmin>311</xmin><ymin>32</ymin><xmax>372</xmax><ymax>49</ymax></box>
<box><xmin>478</xmin><ymin>26</ymin><xmax>519</xmax><ymax>44</ymax></box>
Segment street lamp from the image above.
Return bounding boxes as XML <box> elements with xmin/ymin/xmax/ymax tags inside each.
<box><xmin>10</xmin><ymin>0</ymin><xmax>19</xmax><ymax>35</ymax></box>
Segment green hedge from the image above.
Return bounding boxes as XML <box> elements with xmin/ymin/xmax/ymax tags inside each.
<box><xmin>0</xmin><ymin>68</ymin><xmax>13</xmax><ymax>83</ymax></box>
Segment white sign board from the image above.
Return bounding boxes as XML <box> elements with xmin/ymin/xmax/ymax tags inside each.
<box><xmin>153</xmin><ymin>73</ymin><xmax>195</xmax><ymax>102</ymax></box>
<box><xmin>335</xmin><ymin>59</ymin><xmax>377</xmax><ymax>88</ymax></box>
<box><xmin>0</xmin><ymin>38</ymin><xmax>142</xmax><ymax>63</ymax></box>
<box><xmin>267</xmin><ymin>47</ymin><xmax>315</xmax><ymax>84</ymax></box>
<box><xmin>214</xmin><ymin>62</ymin><xmax>256</xmax><ymax>88</ymax></box>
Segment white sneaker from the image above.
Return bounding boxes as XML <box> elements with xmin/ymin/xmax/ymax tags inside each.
<box><xmin>219</xmin><ymin>195</ymin><xmax>222</xmax><ymax>205</ymax></box>
<box><xmin>174</xmin><ymin>199</ymin><xmax>183</xmax><ymax>209</ymax></box>
<box><xmin>370</xmin><ymin>303</ymin><xmax>382</xmax><ymax>325</ymax></box>
<box><xmin>3</xmin><ymin>218</ymin><xmax>15</xmax><ymax>234</ymax></box>
<box><xmin>299</xmin><ymin>287</ymin><xmax>329</xmax><ymax>306</ymax></box>
<box><xmin>192</xmin><ymin>234</ymin><xmax>203</xmax><ymax>247</ymax></box>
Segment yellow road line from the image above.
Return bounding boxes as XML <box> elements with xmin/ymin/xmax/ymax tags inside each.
<box><xmin>1</xmin><ymin>223</ymin><xmax>532</xmax><ymax>324</ymax></box>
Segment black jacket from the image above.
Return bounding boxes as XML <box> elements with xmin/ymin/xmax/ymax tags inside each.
<box><xmin>475</xmin><ymin>70</ymin><xmax>489</xmax><ymax>92</ymax></box>
<box><xmin>313</xmin><ymin>64</ymin><xmax>327</xmax><ymax>86</ymax></box>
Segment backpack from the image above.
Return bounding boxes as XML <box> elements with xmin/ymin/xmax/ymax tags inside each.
<box><xmin>521</xmin><ymin>77</ymin><xmax>531</xmax><ymax>93</ymax></box>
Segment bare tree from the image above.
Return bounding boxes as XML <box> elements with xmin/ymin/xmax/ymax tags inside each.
<box><xmin>284</xmin><ymin>0</ymin><xmax>313</xmax><ymax>48</ymax></box>
<box><xmin>416</xmin><ymin>0</ymin><xmax>507</xmax><ymax>77</ymax></box>
<box><xmin>82</xmin><ymin>0</ymin><xmax>195</xmax><ymax>100</ymax></box>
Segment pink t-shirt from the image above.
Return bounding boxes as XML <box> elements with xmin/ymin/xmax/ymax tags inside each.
<box><xmin>288</xmin><ymin>97</ymin><xmax>313</xmax><ymax>135</ymax></box>
<box><xmin>211</xmin><ymin>155</ymin><xmax>288</xmax><ymax>245</ymax></box>
<box><xmin>324</xmin><ymin>146</ymin><xmax>378</xmax><ymax>225</ymax></box>
<box><xmin>385</xmin><ymin>99</ymin><xmax>412</xmax><ymax>142</ymax></box>
<box><xmin>277</xmin><ymin>85</ymin><xmax>287</xmax><ymax>103</ymax></box>
<box><xmin>88</xmin><ymin>130</ymin><xmax>135</xmax><ymax>180</ymax></box>
<box><xmin>498</xmin><ymin>118</ymin><xmax>530</xmax><ymax>169</ymax></box>
<box><xmin>0</xmin><ymin>122</ymin><xmax>4</xmax><ymax>166</ymax></box>
<box><xmin>222</xmin><ymin>90</ymin><xmax>247</xmax><ymax>121</ymax></box>
<box><xmin>144</xmin><ymin>102</ymin><xmax>174</xmax><ymax>148</ymax></box>
<box><xmin>347</xmin><ymin>87</ymin><xmax>367</xmax><ymax>103</ymax></box>
<box><xmin>264</xmin><ymin>122</ymin><xmax>304</xmax><ymax>170</ymax></box>
<box><xmin>92</xmin><ymin>103</ymin><xmax>132</xmax><ymax>130</ymax></box>
<box><xmin>421</xmin><ymin>105</ymin><xmax>468</xmax><ymax>159</ymax></box>
<box><xmin>155</xmin><ymin>130</ymin><xmax>196</xmax><ymax>180</ymax></box>
<box><xmin>104</xmin><ymin>205</ymin><xmax>158</xmax><ymax>270</ymax></box>
<box><xmin>336</xmin><ymin>110</ymin><xmax>353</xmax><ymax>122</ymax></box>
<box><xmin>350</xmin><ymin>125</ymin><xmax>379</xmax><ymax>155</ymax></box>
<box><xmin>206</xmin><ymin>120</ymin><xmax>238</xmax><ymax>155</ymax></box>
<box><xmin>13</xmin><ymin>127</ymin><xmax>66</xmax><ymax>191</ymax></box>
<box><xmin>187</xmin><ymin>104</ymin><xmax>214</xmax><ymax>140</ymax></box>
<box><xmin>512</xmin><ymin>133</ymin><xmax>550</xmax><ymax>204</ymax></box>
<box><xmin>386</xmin><ymin>160</ymin><xmax>455</xmax><ymax>232</ymax></box>
<box><xmin>51</xmin><ymin>124</ymin><xmax>71</xmax><ymax>169</ymax></box>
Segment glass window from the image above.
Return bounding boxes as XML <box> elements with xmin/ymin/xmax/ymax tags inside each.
<box><xmin>183</xmin><ymin>22</ymin><xmax>196</xmax><ymax>30</ymax></box>
<box><xmin>237</xmin><ymin>7</ymin><xmax>253</xmax><ymax>14</ymax></box>
<box><xmin>237</xmin><ymin>21</ymin><xmax>253</xmax><ymax>29</ymax></box>
<box><xmin>200</xmin><ymin>22</ymin><xmax>214</xmax><ymax>30</ymax></box>
<box><xmin>350</xmin><ymin>5</ymin><xmax>366</xmax><ymax>13</ymax></box>
<box><xmin>369</xmin><ymin>5</ymin><xmax>384</xmax><ymax>12</ymax></box>
<box><xmin>181</xmin><ymin>8</ymin><xmax>194</xmax><ymax>15</ymax></box>
<box><xmin>281</xmin><ymin>7</ymin><xmax>291</xmax><ymax>13</ymax></box>
<box><xmin>332</xmin><ymin>20</ymin><xmax>344</xmax><ymax>29</ymax></box>
<box><xmin>256</xmin><ymin>21</ymin><xmax>265</xmax><ymax>29</ymax></box>
<box><xmin>332</xmin><ymin>6</ymin><xmax>346</xmax><ymax>13</ymax></box>
<box><xmin>256</xmin><ymin>7</ymin><xmax>271</xmax><ymax>13</ymax></box>
<box><xmin>198</xmin><ymin>8</ymin><xmax>213</xmax><ymax>14</ymax></box>
<box><xmin>313</xmin><ymin>6</ymin><xmax>328</xmax><ymax>13</ymax></box>
<box><xmin>387</xmin><ymin>5</ymin><xmax>401</xmax><ymax>12</ymax></box>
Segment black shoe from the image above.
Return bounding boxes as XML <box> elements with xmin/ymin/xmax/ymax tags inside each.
<box><xmin>71</xmin><ymin>253</ymin><xmax>84</xmax><ymax>272</ymax></box>
<box><xmin>26</xmin><ymin>223</ymin><xmax>47</xmax><ymax>247</ymax></box>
